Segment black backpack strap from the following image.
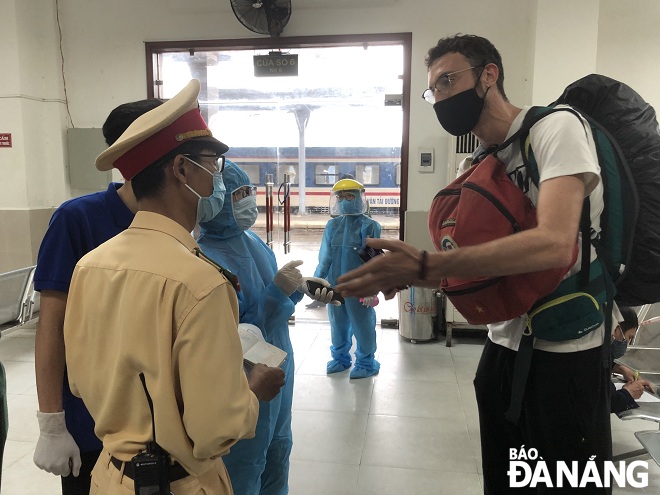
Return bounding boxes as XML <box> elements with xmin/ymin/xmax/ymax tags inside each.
<box><xmin>519</xmin><ymin>106</ymin><xmax>593</xmax><ymax>290</ymax></box>
<box><xmin>504</xmin><ymin>332</ymin><xmax>534</xmax><ymax>425</ymax></box>
<box><xmin>602</xmin><ymin>302</ymin><xmax>613</xmax><ymax>369</ymax></box>
<box><xmin>596</xmin><ymin>243</ymin><xmax>617</xmax><ymax>370</ymax></box>
<box><xmin>518</xmin><ymin>105</ymin><xmax>588</xmax><ymax>188</ymax></box>
<box><xmin>577</xmin><ymin>197</ymin><xmax>592</xmax><ymax>289</ymax></box>
<box><xmin>472</xmin><ymin>144</ymin><xmax>499</xmax><ymax>165</ymax></box>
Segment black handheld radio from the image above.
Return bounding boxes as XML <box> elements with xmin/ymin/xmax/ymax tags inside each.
<box><xmin>131</xmin><ymin>373</ymin><xmax>171</xmax><ymax>495</ymax></box>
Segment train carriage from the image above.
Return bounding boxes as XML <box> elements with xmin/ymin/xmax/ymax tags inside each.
<box><xmin>226</xmin><ymin>147</ymin><xmax>401</xmax><ymax>214</ymax></box>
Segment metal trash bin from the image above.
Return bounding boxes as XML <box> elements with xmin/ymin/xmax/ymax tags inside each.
<box><xmin>398</xmin><ymin>286</ymin><xmax>441</xmax><ymax>342</ymax></box>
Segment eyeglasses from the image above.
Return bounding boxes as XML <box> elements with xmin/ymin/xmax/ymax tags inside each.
<box><xmin>422</xmin><ymin>66</ymin><xmax>483</xmax><ymax>104</ymax></box>
<box><xmin>232</xmin><ymin>185</ymin><xmax>257</xmax><ymax>202</ymax></box>
<box><xmin>184</xmin><ymin>154</ymin><xmax>225</xmax><ymax>173</ymax></box>
<box><xmin>335</xmin><ymin>191</ymin><xmax>356</xmax><ymax>201</ymax></box>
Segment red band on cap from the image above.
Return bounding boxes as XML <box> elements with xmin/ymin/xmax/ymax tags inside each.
<box><xmin>115</xmin><ymin>109</ymin><xmax>210</xmax><ymax>180</ymax></box>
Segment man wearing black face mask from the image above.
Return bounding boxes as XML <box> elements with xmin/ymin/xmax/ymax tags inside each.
<box><xmin>337</xmin><ymin>34</ymin><xmax>611</xmax><ymax>494</ymax></box>
<box><xmin>610</xmin><ymin>306</ymin><xmax>655</xmax><ymax>414</ymax></box>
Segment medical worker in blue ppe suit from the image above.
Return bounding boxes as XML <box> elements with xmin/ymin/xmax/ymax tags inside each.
<box><xmin>197</xmin><ymin>161</ymin><xmax>334</xmax><ymax>495</ymax></box>
<box><xmin>314</xmin><ymin>178</ymin><xmax>382</xmax><ymax>379</ymax></box>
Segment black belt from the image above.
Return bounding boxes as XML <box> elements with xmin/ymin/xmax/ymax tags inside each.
<box><xmin>110</xmin><ymin>456</ymin><xmax>189</xmax><ymax>482</ymax></box>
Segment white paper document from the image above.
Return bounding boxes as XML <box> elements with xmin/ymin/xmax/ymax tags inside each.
<box><xmin>615</xmin><ymin>382</ymin><xmax>660</xmax><ymax>403</ymax></box>
<box><xmin>239</xmin><ymin>324</ymin><xmax>287</xmax><ymax>368</ymax></box>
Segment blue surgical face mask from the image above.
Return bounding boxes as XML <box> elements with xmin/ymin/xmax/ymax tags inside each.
<box><xmin>183</xmin><ymin>157</ymin><xmax>226</xmax><ymax>224</ymax></box>
<box><xmin>611</xmin><ymin>338</ymin><xmax>628</xmax><ymax>360</ymax></box>
<box><xmin>337</xmin><ymin>193</ymin><xmax>364</xmax><ymax>215</ymax></box>
<box><xmin>233</xmin><ymin>195</ymin><xmax>259</xmax><ymax>231</ymax></box>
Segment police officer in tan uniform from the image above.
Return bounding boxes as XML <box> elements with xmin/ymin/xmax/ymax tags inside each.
<box><xmin>63</xmin><ymin>79</ymin><xmax>285</xmax><ymax>495</ymax></box>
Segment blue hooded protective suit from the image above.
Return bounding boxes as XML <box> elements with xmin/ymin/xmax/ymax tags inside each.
<box><xmin>197</xmin><ymin>161</ymin><xmax>301</xmax><ymax>495</ymax></box>
<box><xmin>314</xmin><ymin>192</ymin><xmax>381</xmax><ymax>377</ymax></box>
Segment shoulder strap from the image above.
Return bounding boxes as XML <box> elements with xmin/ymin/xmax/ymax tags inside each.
<box><xmin>194</xmin><ymin>247</ymin><xmax>241</xmax><ymax>292</ymax></box>
<box><xmin>518</xmin><ymin>106</ymin><xmax>593</xmax><ymax>290</ymax></box>
<box><xmin>518</xmin><ymin>106</ymin><xmax>588</xmax><ymax>186</ymax></box>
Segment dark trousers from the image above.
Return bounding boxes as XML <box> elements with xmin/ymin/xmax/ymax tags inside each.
<box><xmin>474</xmin><ymin>339</ymin><xmax>612</xmax><ymax>494</ymax></box>
<box><xmin>61</xmin><ymin>449</ymin><xmax>102</xmax><ymax>495</ymax></box>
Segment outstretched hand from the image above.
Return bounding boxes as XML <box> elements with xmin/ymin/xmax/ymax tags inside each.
<box><xmin>336</xmin><ymin>238</ymin><xmax>426</xmax><ymax>299</ymax></box>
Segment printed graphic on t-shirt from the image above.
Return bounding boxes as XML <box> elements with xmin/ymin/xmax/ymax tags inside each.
<box><xmin>507</xmin><ymin>164</ymin><xmax>531</xmax><ymax>194</ymax></box>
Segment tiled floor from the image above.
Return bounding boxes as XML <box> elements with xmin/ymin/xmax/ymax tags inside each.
<box><xmin>1</xmin><ymin>316</ymin><xmax>659</xmax><ymax>494</ymax></box>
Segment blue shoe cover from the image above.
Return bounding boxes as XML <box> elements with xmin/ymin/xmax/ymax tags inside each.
<box><xmin>349</xmin><ymin>365</ymin><xmax>379</xmax><ymax>379</ymax></box>
<box><xmin>327</xmin><ymin>359</ymin><xmax>351</xmax><ymax>374</ymax></box>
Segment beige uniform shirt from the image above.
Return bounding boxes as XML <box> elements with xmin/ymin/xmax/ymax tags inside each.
<box><xmin>63</xmin><ymin>211</ymin><xmax>258</xmax><ymax>479</ymax></box>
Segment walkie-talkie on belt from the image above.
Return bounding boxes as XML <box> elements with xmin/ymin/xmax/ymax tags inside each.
<box><xmin>131</xmin><ymin>372</ymin><xmax>171</xmax><ymax>495</ymax></box>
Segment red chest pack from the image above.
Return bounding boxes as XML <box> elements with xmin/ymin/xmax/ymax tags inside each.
<box><xmin>428</xmin><ymin>153</ymin><xmax>575</xmax><ymax>325</ymax></box>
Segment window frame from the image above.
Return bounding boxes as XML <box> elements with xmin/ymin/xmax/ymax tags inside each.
<box><xmin>145</xmin><ymin>33</ymin><xmax>411</xmax><ymax>238</ymax></box>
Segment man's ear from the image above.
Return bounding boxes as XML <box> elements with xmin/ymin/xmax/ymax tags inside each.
<box><xmin>171</xmin><ymin>155</ymin><xmax>188</xmax><ymax>183</ymax></box>
<box><xmin>482</xmin><ymin>63</ymin><xmax>499</xmax><ymax>89</ymax></box>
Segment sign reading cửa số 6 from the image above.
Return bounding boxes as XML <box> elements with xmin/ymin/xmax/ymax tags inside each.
<box><xmin>253</xmin><ymin>53</ymin><xmax>298</xmax><ymax>77</ymax></box>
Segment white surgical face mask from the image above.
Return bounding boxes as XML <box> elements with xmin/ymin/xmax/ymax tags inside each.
<box><xmin>182</xmin><ymin>157</ymin><xmax>226</xmax><ymax>224</ymax></box>
<box><xmin>233</xmin><ymin>195</ymin><xmax>259</xmax><ymax>231</ymax></box>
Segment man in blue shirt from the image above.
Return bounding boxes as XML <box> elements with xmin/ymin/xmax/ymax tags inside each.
<box><xmin>33</xmin><ymin>98</ymin><xmax>162</xmax><ymax>495</ymax></box>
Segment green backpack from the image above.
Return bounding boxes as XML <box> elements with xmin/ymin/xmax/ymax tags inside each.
<box><xmin>505</xmin><ymin>74</ymin><xmax>660</xmax><ymax>424</ymax></box>
<box><xmin>518</xmin><ymin>74</ymin><xmax>660</xmax><ymax>341</ymax></box>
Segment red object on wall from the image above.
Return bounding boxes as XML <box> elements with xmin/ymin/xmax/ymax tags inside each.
<box><xmin>0</xmin><ymin>134</ymin><xmax>12</xmax><ymax>148</ymax></box>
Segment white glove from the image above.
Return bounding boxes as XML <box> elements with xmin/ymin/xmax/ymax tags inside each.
<box><xmin>298</xmin><ymin>277</ymin><xmax>341</xmax><ymax>306</ymax></box>
<box><xmin>274</xmin><ymin>260</ymin><xmax>304</xmax><ymax>296</ymax></box>
<box><xmin>361</xmin><ymin>295</ymin><xmax>379</xmax><ymax>307</ymax></box>
<box><xmin>34</xmin><ymin>411</ymin><xmax>81</xmax><ymax>477</ymax></box>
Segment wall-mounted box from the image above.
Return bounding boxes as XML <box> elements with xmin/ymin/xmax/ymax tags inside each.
<box><xmin>67</xmin><ymin>128</ymin><xmax>111</xmax><ymax>191</ymax></box>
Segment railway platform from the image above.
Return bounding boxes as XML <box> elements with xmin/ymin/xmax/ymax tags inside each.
<box><xmin>253</xmin><ymin>212</ymin><xmax>401</xmax><ymax>231</ymax></box>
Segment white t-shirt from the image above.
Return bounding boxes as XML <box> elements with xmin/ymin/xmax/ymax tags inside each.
<box><xmin>487</xmin><ymin>105</ymin><xmax>605</xmax><ymax>353</ymax></box>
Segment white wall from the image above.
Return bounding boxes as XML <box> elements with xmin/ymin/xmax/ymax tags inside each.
<box><xmin>50</xmin><ymin>0</ymin><xmax>535</xmax><ymax>213</ymax></box>
<box><xmin>3</xmin><ymin>0</ymin><xmax>660</xmax><ymax>213</ymax></box>
<box><xmin>0</xmin><ymin>0</ymin><xmax>30</xmax><ymax>209</ymax></box>
<box><xmin>597</xmin><ymin>0</ymin><xmax>660</xmax><ymax>110</ymax></box>
<box><xmin>0</xmin><ymin>0</ymin><xmax>68</xmax><ymax>210</ymax></box>
<box><xmin>530</xmin><ymin>0</ymin><xmax>600</xmax><ymax>106</ymax></box>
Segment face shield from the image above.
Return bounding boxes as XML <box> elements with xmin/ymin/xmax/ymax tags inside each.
<box><xmin>329</xmin><ymin>189</ymin><xmax>368</xmax><ymax>217</ymax></box>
